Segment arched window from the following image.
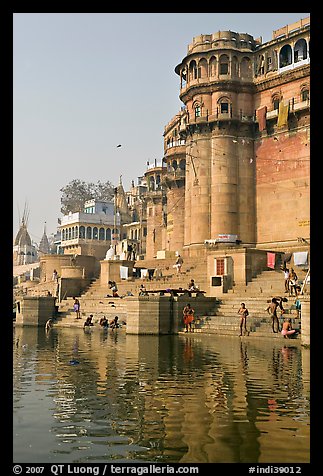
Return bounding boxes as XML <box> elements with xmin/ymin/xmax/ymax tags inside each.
<box><xmin>257</xmin><ymin>55</ymin><xmax>265</xmax><ymax>75</ymax></box>
<box><xmin>75</xmin><ymin>226</ymin><xmax>78</xmax><ymax>238</ymax></box>
<box><xmin>189</xmin><ymin>60</ymin><xmax>198</xmax><ymax>80</ymax></box>
<box><xmin>86</xmin><ymin>226</ymin><xmax>92</xmax><ymax>239</ymax></box>
<box><xmin>172</xmin><ymin>159</ymin><xmax>178</xmax><ymax>170</ymax></box>
<box><xmin>218</xmin><ymin>96</ymin><xmax>231</xmax><ymax>115</ymax></box>
<box><xmin>179</xmin><ymin>159</ymin><xmax>186</xmax><ymax>170</ymax></box>
<box><xmin>72</xmin><ymin>226</ymin><xmax>75</xmax><ymax>239</ymax></box>
<box><xmin>194</xmin><ymin>104</ymin><xmax>201</xmax><ymax>118</ymax></box>
<box><xmin>181</xmin><ymin>68</ymin><xmax>187</xmax><ymax>88</ymax></box>
<box><xmin>272</xmin><ymin>94</ymin><xmax>280</xmax><ymax>110</ymax></box>
<box><xmin>79</xmin><ymin>226</ymin><xmax>85</xmax><ymax>238</ymax></box>
<box><xmin>199</xmin><ymin>58</ymin><xmax>208</xmax><ymax>78</ymax></box>
<box><xmin>156</xmin><ymin>174</ymin><xmax>161</xmax><ymax>185</ymax></box>
<box><xmin>301</xmin><ymin>88</ymin><xmax>309</xmax><ymax>102</ymax></box>
<box><xmin>99</xmin><ymin>227</ymin><xmax>105</xmax><ymax>240</ymax></box>
<box><xmin>149</xmin><ymin>176</ymin><xmax>155</xmax><ymax>191</ymax></box>
<box><xmin>294</xmin><ymin>39</ymin><xmax>307</xmax><ymax>62</ymax></box>
<box><xmin>232</xmin><ymin>56</ymin><xmax>239</xmax><ymax>77</ymax></box>
<box><xmin>219</xmin><ymin>54</ymin><xmax>229</xmax><ymax>75</ymax></box>
<box><xmin>68</xmin><ymin>228</ymin><xmax>71</xmax><ymax>240</ymax></box>
<box><xmin>62</xmin><ymin>229</ymin><xmax>66</xmax><ymax>241</ymax></box>
<box><xmin>93</xmin><ymin>227</ymin><xmax>98</xmax><ymax>239</ymax></box>
<box><xmin>106</xmin><ymin>228</ymin><xmax>111</xmax><ymax>240</ymax></box>
<box><xmin>209</xmin><ymin>56</ymin><xmax>217</xmax><ymax>76</ymax></box>
<box><xmin>240</xmin><ymin>57</ymin><xmax>252</xmax><ymax>79</ymax></box>
<box><xmin>279</xmin><ymin>44</ymin><xmax>292</xmax><ymax>68</ymax></box>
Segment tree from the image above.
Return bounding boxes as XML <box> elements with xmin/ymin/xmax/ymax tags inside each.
<box><xmin>60</xmin><ymin>179</ymin><xmax>115</xmax><ymax>215</ymax></box>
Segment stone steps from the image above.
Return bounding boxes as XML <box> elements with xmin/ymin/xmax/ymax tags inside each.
<box><xmin>191</xmin><ymin>314</ymin><xmax>301</xmax><ymax>337</ymax></box>
<box><xmin>56</xmin><ymin>263</ymin><xmax>305</xmax><ymax>337</ymax></box>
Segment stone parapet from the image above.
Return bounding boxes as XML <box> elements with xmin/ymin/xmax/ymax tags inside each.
<box><xmin>15</xmin><ymin>296</ymin><xmax>56</xmax><ymax>327</ymax></box>
<box><xmin>125</xmin><ymin>295</ymin><xmax>218</xmax><ymax>335</ymax></box>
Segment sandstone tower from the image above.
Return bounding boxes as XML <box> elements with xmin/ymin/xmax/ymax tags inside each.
<box><xmin>173</xmin><ymin>18</ymin><xmax>310</xmax><ymax>257</ymax></box>
<box><xmin>163</xmin><ymin>110</ymin><xmax>186</xmax><ymax>253</ymax></box>
<box><xmin>175</xmin><ymin>31</ymin><xmax>258</xmax><ymax>257</ymax></box>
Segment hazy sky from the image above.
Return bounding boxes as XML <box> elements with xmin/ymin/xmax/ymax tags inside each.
<box><xmin>13</xmin><ymin>12</ymin><xmax>310</xmax><ymax>243</ymax></box>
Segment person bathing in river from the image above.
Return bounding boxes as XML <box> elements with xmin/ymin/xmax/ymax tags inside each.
<box><xmin>237</xmin><ymin>302</ymin><xmax>249</xmax><ymax>336</ymax></box>
<box><xmin>183</xmin><ymin>303</ymin><xmax>194</xmax><ymax>332</ymax></box>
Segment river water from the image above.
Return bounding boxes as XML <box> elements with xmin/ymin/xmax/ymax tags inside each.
<box><xmin>13</xmin><ymin>326</ymin><xmax>310</xmax><ymax>464</ymax></box>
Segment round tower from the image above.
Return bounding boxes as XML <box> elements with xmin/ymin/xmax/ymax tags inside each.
<box><xmin>162</xmin><ymin>111</ymin><xmax>186</xmax><ymax>253</ymax></box>
<box><xmin>175</xmin><ymin>30</ymin><xmax>257</xmax><ymax>255</ymax></box>
<box><xmin>144</xmin><ymin>163</ymin><xmax>164</xmax><ymax>260</ymax></box>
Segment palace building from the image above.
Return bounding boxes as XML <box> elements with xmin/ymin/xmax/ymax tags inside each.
<box><xmin>144</xmin><ymin>16</ymin><xmax>310</xmax><ymax>259</ymax></box>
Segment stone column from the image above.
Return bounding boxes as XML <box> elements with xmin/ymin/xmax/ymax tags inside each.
<box><xmin>211</xmin><ymin>134</ymin><xmax>239</xmax><ymax>237</ymax></box>
<box><xmin>300</xmin><ymin>298</ymin><xmax>310</xmax><ymax>347</ymax></box>
<box><xmin>126</xmin><ymin>296</ymin><xmax>176</xmax><ymax>335</ymax></box>
<box><xmin>184</xmin><ymin>136</ymin><xmax>211</xmax><ymax>247</ymax></box>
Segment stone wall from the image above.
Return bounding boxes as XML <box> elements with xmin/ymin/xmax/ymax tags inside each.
<box><xmin>207</xmin><ymin>247</ymin><xmax>269</xmax><ymax>295</ymax></box>
<box><xmin>125</xmin><ymin>295</ymin><xmax>218</xmax><ymax>335</ymax></box>
<box><xmin>59</xmin><ymin>278</ymin><xmax>92</xmax><ymax>301</ymax></box>
<box><xmin>100</xmin><ymin>259</ymin><xmax>135</xmax><ymax>285</ymax></box>
<box><xmin>40</xmin><ymin>254</ymin><xmax>98</xmax><ymax>283</ymax></box>
<box><xmin>15</xmin><ymin>296</ymin><xmax>56</xmax><ymax>327</ymax></box>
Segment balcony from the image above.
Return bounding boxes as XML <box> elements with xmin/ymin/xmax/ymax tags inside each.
<box><xmin>60</xmin><ymin>237</ymin><xmax>112</xmax><ymax>246</ymax></box>
<box><xmin>164</xmin><ymin>169</ymin><xmax>185</xmax><ymax>180</ymax></box>
<box><xmin>259</xmin><ymin>98</ymin><xmax>310</xmax><ymax>123</ymax></box>
<box><xmin>187</xmin><ymin>108</ymin><xmax>255</xmax><ymax>127</ymax></box>
<box><xmin>165</xmin><ymin>142</ymin><xmax>186</xmax><ymax>157</ymax></box>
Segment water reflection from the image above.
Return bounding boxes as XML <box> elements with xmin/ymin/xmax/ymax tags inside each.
<box><xmin>13</xmin><ymin>327</ymin><xmax>310</xmax><ymax>464</ymax></box>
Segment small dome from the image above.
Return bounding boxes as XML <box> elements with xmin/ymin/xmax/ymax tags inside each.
<box><xmin>14</xmin><ymin>224</ymin><xmax>32</xmax><ymax>247</ymax></box>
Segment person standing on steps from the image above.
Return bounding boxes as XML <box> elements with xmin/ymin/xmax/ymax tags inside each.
<box><xmin>289</xmin><ymin>268</ymin><xmax>298</xmax><ymax>297</ymax></box>
<box><xmin>238</xmin><ymin>302</ymin><xmax>249</xmax><ymax>336</ymax></box>
<box><xmin>265</xmin><ymin>298</ymin><xmax>280</xmax><ymax>333</ymax></box>
<box><xmin>174</xmin><ymin>254</ymin><xmax>184</xmax><ymax>274</ymax></box>
<box><xmin>283</xmin><ymin>267</ymin><xmax>290</xmax><ymax>293</ymax></box>
<box><xmin>183</xmin><ymin>303</ymin><xmax>194</xmax><ymax>332</ymax></box>
<box><xmin>73</xmin><ymin>297</ymin><xmax>81</xmax><ymax>319</ymax></box>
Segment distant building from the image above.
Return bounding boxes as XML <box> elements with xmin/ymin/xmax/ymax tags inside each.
<box><xmin>58</xmin><ymin>198</ymin><xmax>120</xmax><ymax>260</ymax></box>
<box><xmin>38</xmin><ymin>222</ymin><xmax>50</xmax><ymax>255</ymax></box>
<box><xmin>13</xmin><ymin>205</ymin><xmax>38</xmax><ymax>265</ymax></box>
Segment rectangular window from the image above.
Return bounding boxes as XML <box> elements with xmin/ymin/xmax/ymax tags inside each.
<box><xmin>301</xmin><ymin>90</ymin><xmax>309</xmax><ymax>101</ymax></box>
<box><xmin>220</xmin><ymin>63</ymin><xmax>228</xmax><ymax>74</ymax></box>
<box><xmin>220</xmin><ymin>103</ymin><xmax>229</xmax><ymax>114</ymax></box>
<box><xmin>216</xmin><ymin>258</ymin><xmax>225</xmax><ymax>275</ymax></box>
